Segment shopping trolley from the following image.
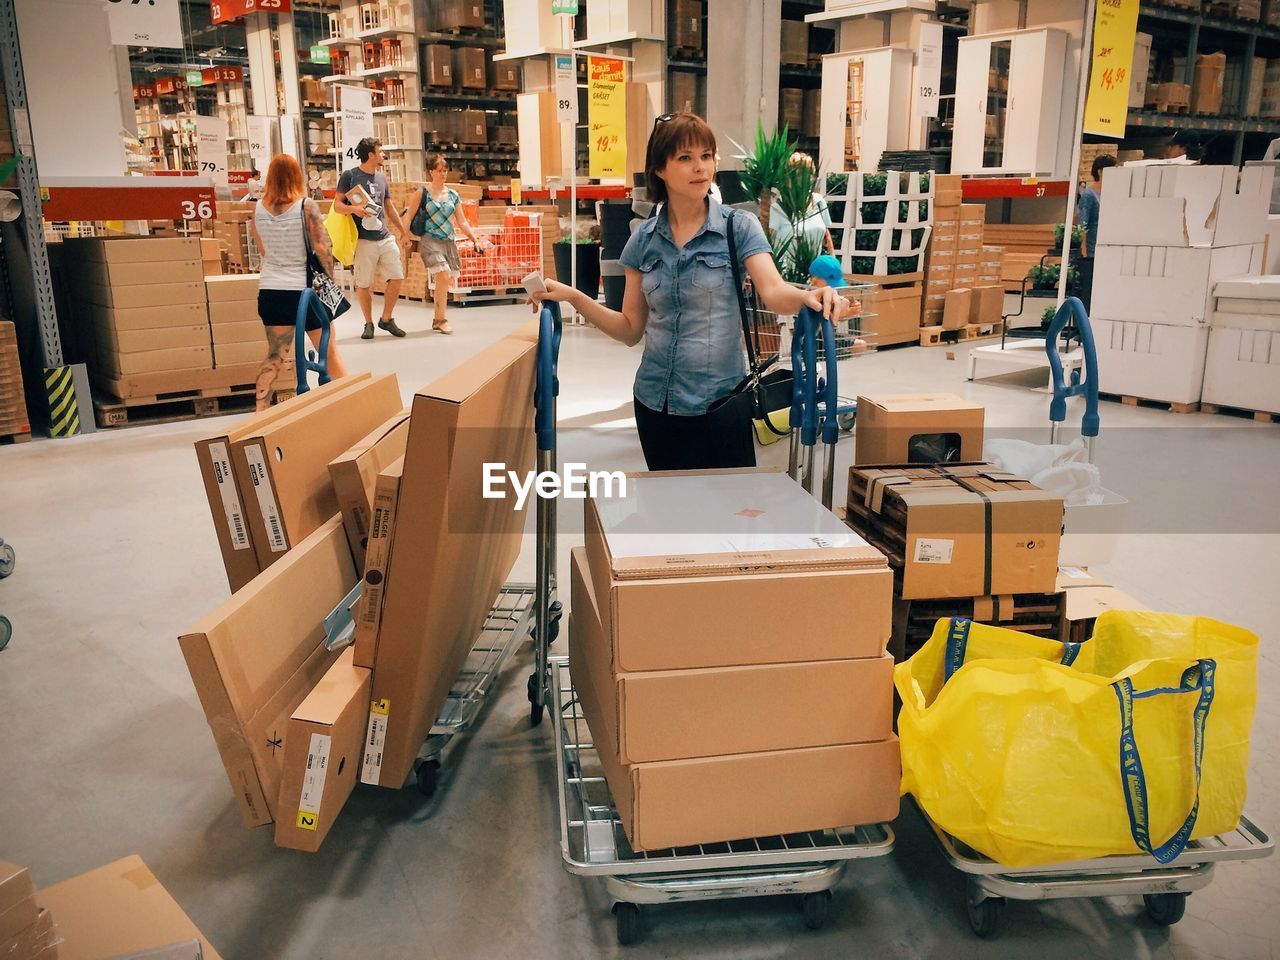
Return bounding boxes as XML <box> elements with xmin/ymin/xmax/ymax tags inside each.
<box><xmin>912</xmin><ymin>798</ymin><xmax>1273</xmax><ymax>938</ymax></box>
<box><xmin>0</xmin><ymin>536</ymin><xmax>12</xmax><ymax>651</ymax></box>
<box><xmin>547</xmin><ymin>306</ymin><xmax>895</xmax><ymax>945</ymax></box>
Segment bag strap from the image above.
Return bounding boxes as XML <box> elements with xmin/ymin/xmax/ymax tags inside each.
<box><xmin>944</xmin><ymin>617</ymin><xmax>1082</xmax><ymax>681</ymax></box>
<box><xmin>725</xmin><ymin>209</ymin><xmax>762</xmax><ymax>381</ymax></box>
<box><xmin>1113</xmin><ymin>658</ymin><xmax>1215</xmax><ymax>864</ymax></box>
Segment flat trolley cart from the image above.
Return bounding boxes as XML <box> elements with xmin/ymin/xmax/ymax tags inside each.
<box><xmin>912</xmin><ymin>801</ymin><xmax>1274</xmax><ymax>938</ymax></box>
<box><xmin>546</xmin><ymin>306</ymin><xmax>896</xmax><ymax>946</ymax></box>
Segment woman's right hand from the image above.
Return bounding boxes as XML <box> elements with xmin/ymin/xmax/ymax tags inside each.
<box><xmin>528</xmin><ymin>278</ymin><xmax>577</xmax><ymax>313</ymax></box>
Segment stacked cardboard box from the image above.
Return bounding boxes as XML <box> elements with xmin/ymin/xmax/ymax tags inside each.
<box><xmin>204</xmin><ymin>200</ymin><xmax>256</xmax><ymax>272</ymax></box>
<box><xmin>780</xmin><ymin>88</ymin><xmax>803</xmax><ymax>131</ymax></box>
<box><xmin>1193</xmin><ymin>51</ymin><xmax>1227</xmax><ymax>114</ymax></box>
<box><xmin>491</xmin><ymin>59</ymin><xmax>519</xmax><ymax>90</ymax></box>
<box><xmin>802</xmin><ymin>89</ymin><xmax>821</xmax><ymax>137</ymax></box>
<box><xmin>0</xmin><ymin>859</ymin><xmax>58</xmax><ymax>959</ymax></box>
<box><xmin>780</xmin><ymin>20</ymin><xmax>808</xmax><ymax>65</ymax></box>
<box><xmin>433</xmin><ymin>0</ymin><xmax>485</xmax><ymax>30</ymax></box>
<box><xmin>454</xmin><ymin>47</ymin><xmax>487</xmax><ymax>89</ymax></box>
<box><xmin>201</xmin><ymin>237</ymin><xmax>225</xmax><ymax>276</ymax></box>
<box><xmin>205</xmin><ymin>275</ymin><xmax>264</xmax><ymax>369</ymax></box>
<box><xmin>0</xmin><ymin>321</ymin><xmax>30</xmax><ymax>441</ymax></box>
<box><xmin>982</xmin><ymin>223</ymin><xmax>1056</xmax><ymax>292</ymax></box>
<box><xmin>1056</xmin><ymin>568</ymin><xmax>1149</xmax><ymax>646</ymax></box>
<box><xmin>572</xmin><ymin>470</ymin><xmax>899</xmax><ymax>852</ymax></box>
<box><xmin>669</xmin><ymin>71</ymin><xmax>700</xmax><ymax>114</ymax></box>
<box><xmin>426</xmin><ymin>44</ymin><xmax>453</xmax><ymax>87</ymax></box>
<box><xmin>672</xmin><ymin>0</ymin><xmax>703</xmax><ymax>52</ymax></box>
<box><xmin>1078</xmin><ymin>143</ymin><xmax>1117</xmax><ymax>188</ymax></box>
<box><xmin>1203</xmin><ymin>274</ymin><xmax>1280</xmax><ymax>414</ymax></box>
<box><xmin>1129</xmin><ymin>32</ymin><xmax>1153</xmax><ymax>109</ymax></box>
<box><xmin>1093</xmin><ymin>163</ymin><xmax>1273</xmax><ymax>404</ymax></box>
<box><xmin>922</xmin><ymin>176</ymin><xmax>961</xmax><ymax>326</ymax></box>
<box><xmin>1263</xmin><ymin>59</ymin><xmax>1280</xmax><ymax>117</ymax></box>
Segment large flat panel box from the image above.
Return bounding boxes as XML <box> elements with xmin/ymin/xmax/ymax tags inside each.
<box><xmin>868</xmin><ymin>283</ymin><xmax>921</xmax><ymax>347</ymax></box>
<box><xmin>328</xmin><ymin>409</ymin><xmax>411</xmax><ymax>566</ymax></box>
<box><xmin>77</xmin><ymin>235</ymin><xmax>200</xmax><ymax>263</ymax></box>
<box><xmin>38</xmin><ymin>856</ymin><xmax>223</xmax><ymax>960</ymax></box>
<box><xmin>1092</xmin><ymin>243</ymin><xmax>1263</xmax><ymax>327</ymax></box>
<box><xmin>570</xmin><ymin>548</ymin><xmax>892</xmax><ymax>763</ymax></box>
<box><xmin>570</xmin><ymin>604</ymin><xmax>900</xmax><ymax>852</ymax></box>
<box><xmin>206</xmin><ymin>275</ymin><xmax>260</xmax><ymax>302</ymax></box>
<box><xmin>1202</xmin><ymin>325</ymin><xmax>1280</xmax><ymax>414</ymax></box>
<box><xmin>360</xmin><ymin>324</ymin><xmax>538</xmax><ymax>789</ymax></box>
<box><xmin>88</xmin><ymin>281</ymin><xmax>205</xmax><ymax>310</ymax></box>
<box><xmin>584</xmin><ymin>470</ymin><xmax>891</xmax><ymax>671</ymax></box>
<box><xmin>0</xmin><ymin>860</ymin><xmax>37</xmax><ymax>944</ymax></box>
<box><xmin>179</xmin><ymin>517</ymin><xmax>353</xmax><ymax>827</ymax></box>
<box><xmin>1093</xmin><ymin>318</ymin><xmax>1209</xmax><ymax>405</ymax></box>
<box><xmin>845</xmin><ymin>464</ymin><xmax>1064</xmax><ymax>600</ymax></box>
<box><xmin>854</xmin><ymin>393</ymin><xmax>984</xmax><ymax>466</ymax></box>
<box><xmin>1097</xmin><ymin>164</ymin><xmax>1273</xmax><ymax>249</ymax></box>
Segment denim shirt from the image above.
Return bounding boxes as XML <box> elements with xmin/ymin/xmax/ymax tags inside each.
<box><xmin>619</xmin><ymin>198</ymin><xmax>772</xmax><ymax>416</ymax></box>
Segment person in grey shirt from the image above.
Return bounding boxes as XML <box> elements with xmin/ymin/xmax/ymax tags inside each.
<box><xmin>1076</xmin><ymin>154</ymin><xmax>1115</xmax><ymax>314</ymax></box>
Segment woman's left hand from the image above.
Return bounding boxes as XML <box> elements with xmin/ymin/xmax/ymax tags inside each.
<box><xmin>802</xmin><ymin>284</ymin><xmax>849</xmax><ymax>322</ymax></box>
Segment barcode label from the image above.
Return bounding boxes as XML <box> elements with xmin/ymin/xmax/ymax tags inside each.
<box><xmin>298</xmin><ymin>733</ymin><xmax>331</xmax><ymax>818</ymax></box>
<box><xmin>244</xmin><ymin>443</ymin><xmax>288</xmax><ymax>553</ymax></box>
<box><xmin>209</xmin><ymin>441</ymin><xmax>250</xmax><ymax>551</ymax></box>
<box><xmin>360</xmin><ymin>699</ymin><xmax>390</xmax><ymax>785</ymax></box>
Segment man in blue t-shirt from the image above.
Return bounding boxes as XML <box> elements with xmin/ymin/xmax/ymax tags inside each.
<box><xmin>335</xmin><ymin>138</ymin><xmax>411</xmax><ymax>339</ymax></box>
<box><xmin>1075</xmin><ymin>154</ymin><xmax>1115</xmax><ymax>314</ymax></box>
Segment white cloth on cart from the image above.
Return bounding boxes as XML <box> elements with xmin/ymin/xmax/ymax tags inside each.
<box><xmin>983</xmin><ymin>437</ymin><xmax>1103</xmax><ymax>507</ymax></box>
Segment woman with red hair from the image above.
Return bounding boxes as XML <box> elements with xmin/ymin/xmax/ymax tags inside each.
<box><xmin>249</xmin><ymin>153</ymin><xmax>349</xmax><ymax>411</ymax></box>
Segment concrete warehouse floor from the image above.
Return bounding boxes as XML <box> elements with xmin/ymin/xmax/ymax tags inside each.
<box><xmin>1</xmin><ymin>298</ymin><xmax>1277</xmax><ymax>960</ymax></box>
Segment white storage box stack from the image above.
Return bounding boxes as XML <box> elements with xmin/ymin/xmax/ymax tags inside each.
<box><xmin>1092</xmin><ymin>164</ymin><xmax>1274</xmax><ymax>405</ymax></box>
<box><xmin>1204</xmin><ymin>275</ymin><xmax>1280</xmax><ymax>415</ymax></box>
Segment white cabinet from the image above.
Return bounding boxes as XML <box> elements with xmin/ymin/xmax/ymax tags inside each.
<box><xmin>952</xmin><ymin>28</ymin><xmax>1066</xmax><ymax>177</ymax></box>
<box><xmin>819</xmin><ymin>47</ymin><xmax>913</xmax><ymax>174</ymax></box>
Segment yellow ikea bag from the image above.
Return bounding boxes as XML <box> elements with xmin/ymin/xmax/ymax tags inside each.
<box><xmin>896</xmin><ymin>611</ymin><xmax>1257</xmax><ymax>867</ymax></box>
<box><xmin>325</xmin><ymin>206</ymin><xmax>357</xmax><ymax>266</ymax></box>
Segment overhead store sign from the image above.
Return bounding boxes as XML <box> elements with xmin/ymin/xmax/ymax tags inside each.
<box><xmin>915</xmin><ymin>21</ymin><xmax>943</xmax><ymax>120</ymax></box>
<box><xmin>554</xmin><ymin>55</ymin><xmax>578</xmax><ymax>124</ymax></box>
<box><xmin>104</xmin><ymin>0</ymin><xmax>183</xmax><ymax>50</ymax></box>
<box><xmin>1083</xmin><ymin>0</ymin><xmax>1140</xmax><ymax>137</ymax></box>
<box><xmin>40</xmin><ymin>177</ymin><xmax>217</xmax><ymax>221</ymax></box>
<box><xmin>310</xmin><ymin>45</ymin><xmax>329</xmax><ymax>63</ymax></box>
<box><xmin>154</xmin><ymin>76</ymin><xmax>189</xmax><ymax>96</ymax></box>
<box><xmin>210</xmin><ymin>0</ymin><xmax>292</xmax><ymax>24</ymax></box>
<box><xmin>552</xmin><ymin>1</ymin><xmax>578</xmax><ymax>13</ymax></box>
<box><xmin>132</xmin><ymin>83</ymin><xmax>157</xmax><ymax>100</ymax></box>
<box><xmin>203</xmin><ymin>66</ymin><xmax>244</xmax><ymax>84</ymax></box>
<box><xmin>186</xmin><ymin>71</ymin><xmax>204</xmax><ymax>87</ymax></box>
<box><xmin>337</xmin><ymin>85</ymin><xmax>375</xmax><ymax>172</ymax></box>
<box><xmin>194</xmin><ymin>116</ymin><xmax>230</xmax><ymax>184</ymax></box>
<box><xmin>587</xmin><ymin>56</ymin><xmax>626</xmax><ymax>180</ymax></box>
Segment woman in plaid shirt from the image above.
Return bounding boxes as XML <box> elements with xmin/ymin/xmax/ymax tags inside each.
<box><xmin>404</xmin><ymin>154</ymin><xmax>489</xmax><ymax>334</ymax></box>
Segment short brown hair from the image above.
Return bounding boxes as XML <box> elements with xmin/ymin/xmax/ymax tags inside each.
<box><xmin>427</xmin><ymin>153</ymin><xmax>448</xmax><ymax>173</ymax></box>
<box><xmin>644</xmin><ymin>112</ymin><xmax>717</xmax><ymax>205</ymax></box>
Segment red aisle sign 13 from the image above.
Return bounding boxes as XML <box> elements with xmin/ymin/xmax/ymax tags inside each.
<box><xmin>211</xmin><ymin>0</ymin><xmax>291</xmax><ymax>25</ymax></box>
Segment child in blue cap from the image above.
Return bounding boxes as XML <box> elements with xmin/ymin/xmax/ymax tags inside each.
<box><xmin>807</xmin><ymin>254</ymin><xmax>868</xmax><ymax>354</ymax></box>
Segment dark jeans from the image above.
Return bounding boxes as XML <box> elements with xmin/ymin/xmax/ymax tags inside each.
<box><xmin>1076</xmin><ymin>256</ymin><xmax>1095</xmax><ymax>315</ymax></box>
<box><xmin>633</xmin><ymin>397</ymin><xmax>754</xmax><ymax>471</ymax></box>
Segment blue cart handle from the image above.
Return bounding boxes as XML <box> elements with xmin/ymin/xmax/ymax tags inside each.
<box><xmin>790</xmin><ymin>309</ymin><xmax>807</xmax><ymax>432</ymax></box>
<box><xmin>799</xmin><ymin>308</ymin><xmax>819</xmax><ymax>447</ymax></box>
<box><xmin>1045</xmin><ymin>296</ymin><xmax>1100</xmax><ymax>439</ymax></box>
<box><xmin>294</xmin><ymin>289</ymin><xmax>332</xmax><ymax>395</ymax></box>
<box><xmin>535</xmin><ymin>301</ymin><xmax>562</xmax><ymax>452</ymax></box>
<box><xmin>810</xmin><ymin>307</ymin><xmax>841</xmax><ymax>447</ymax></box>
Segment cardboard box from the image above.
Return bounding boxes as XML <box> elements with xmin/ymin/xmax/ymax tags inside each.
<box><xmin>1097</xmin><ymin>165</ymin><xmax>1273</xmax><ymax>249</ymax></box>
<box><xmin>212</xmin><ymin>341</ymin><xmax>265</xmax><ymax>367</ymax></box>
<box><xmin>211</xmin><ymin>320</ymin><xmax>263</xmax><ymax>344</ymax></box>
<box><xmin>854</xmin><ymin>394</ymin><xmax>984</xmax><ymax>467</ymax></box>
<box><xmin>0</xmin><ymin>906</ymin><xmax>56</xmax><ymax>959</ymax></box>
<box><xmin>570</xmin><ymin>548</ymin><xmax>892</xmax><ymax>763</ymax></box>
<box><xmin>1129</xmin><ymin>32</ymin><xmax>1153</xmax><ymax>110</ymax></box>
<box><xmin>38</xmin><ymin>856</ymin><xmax>223</xmax><ymax>960</ymax></box>
<box><xmin>1092</xmin><ymin>243</ymin><xmax>1264</xmax><ymax>327</ymax></box>
<box><xmin>942</xmin><ymin>288</ymin><xmax>972</xmax><ymax>330</ymax></box>
<box><xmin>870</xmin><ymin>284</ymin><xmax>923</xmax><ymax>346</ymax></box>
<box><xmin>426</xmin><ymin>45</ymin><xmax>453</xmax><ymax>86</ymax></box>
<box><xmin>78</xmin><ymin>235</ymin><xmax>200</xmax><ymax>263</ymax></box>
<box><xmin>436</xmin><ymin>0</ymin><xmax>484</xmax><ymax>29</ymax></box>
<box><xmin>491</xmin><ymin>60</ymin><xmax>519</xmax><ymax>91</ymax></box>
<box><xmin>88</xmin><ymin>281</ymin><xmax>206</xmax><ymax>310</ymax></box>
<box><xmin>208</xmin><ymin>300</ymin><xmax>258</xmax><ymax>325</ymax></box>
<box><xmin>90</xmin><ymin>303</ymin><xmax>208</xmax><ymax>332</ymax></box>
<box><xmin>460</xmin><ymin>109</ymin><xmax>487</xmax><ymax>144</ymax></box>
<box><xmin>969</xmin><ymin>284</ymin><xmax>1004</xmax><ymax>325</ymax></box>
<box><xmin>231</xmin><ymin>373</ymin><xmax>402</xmax><ymax>571</ymax></box>
<box><xmin>353</xmin><ymin>456</ymin><xmax>405</xmax><ymax>663</ymax></box>
<box><xmin>96</xmin><ymin>344</ymin><xmax>213</xmax><ymax>378</ymax></box>
<box><xmin>1193</xmin><ymin>51</ymin><xmax>1226</xmax><ymax>114</ymax></box>
<box><xmin>454</xmin><ymin>47</ymin><xmax>486</xmax><ymax>89</ymax></box>
<box><xmin>959</xmin><ymin>203</ymin><xmax>986</xmax><ymax>226</ymax></box>
<box><xmin>570</xmin><ymin>601</ymin><xmax>900</xmax><ymax>851</ymax></box>
<box><xmin>1056</xmin><ymin>567</ymin><xmax>1149</xmax><ymax>644</ymax></box>
<box><xmin>583</xmin><ymin>470</ymin><xmax>891</xmax><ymax>671</ymax></box>
<box><xmin>84</xmin><ymin>258</ymin><xmax>203</xmax><ymax>287</ymax></box>
<box><xmin>179</xmin><ymin>516</ymin><xmax>354</xmax><ymax>826</ymax></box>
<box><xmin>205</xmin><ymin>275</ymin><xmax>260</xmax><ymax>302</ymax></box>
<box><xmin>846</xmin><ymin>464</ymin><xmax>1065</xmax><ymax>600</ymax></box>
<box><xmin>328</xmin><ymin>409</ymin><xmax>412</xmax><ymax>566</ymax></box>
<box><xmin>274</xmin><ymin>647</ymin><xmax>372</xmax><ymax>852</ymax></box>
<box><xmin>1202</xmin><ymin>324</ymin><xmax>1280</xmax><ymax>413</ymax></box>
<box><xmin>196</xmin><ymin>375</ymin><xmax>372</xmax><ymax>594</ymax></box>
<box><xmin>780</xmin><ymin>19</ymin><xmax>808</xmax><ymax>65</ymax></box>
<box><xmin>673</xmin><ymin>0</ymin><xmax>703</xmax><ymax>50</ymax></box>
<box><xmin>0</xmin><ymin>860</ymin><xmax>37</xmax><ymax>944</ymax></box>
<box><xmin>360</xmin><ymin>325</ymin><xmax>538</xmax><ymax>789</ymax></box>
<box><xmin>96</xmin><ymin>324</ymin><xmax>209</xmax><ymax>354</ymax></box>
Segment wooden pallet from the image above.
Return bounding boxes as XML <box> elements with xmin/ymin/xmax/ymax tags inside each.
<box><xmin>670</xmin><ymin>46</ymin><xmax>705</xmax><ymax>60</ymax></box>
<box><xmin>449</xmin><ymin>285</ymin><xmax>527</xmax><ymax>304</ymax></box>
<box><xmin>891</xmin><ymin>593</ymin><xmax>1064</xmax><ymax>663</ymax></box>
<box><xmin>0</xmin><ymin>428</ymin><xmax>32</xmax><ymax>445</ymax></box>
<box><xmin>918</xmin><ymin>321</ymin><xmax>1001</xmax><ymax>347</ymax></box>
<box><xmin>1199</xmin><ymin>402</ymin><xmax>1280</xmax><ymax>424</ymax></box>
<box><xmin>93</xmin><ymin>384</ymin><xmax>296</xmax><ymax>428</ymax></box>
<box><xmin>1100</xmin><ymin>393</ymin><xmax>1199</xmax><ymax>415</ymax></box>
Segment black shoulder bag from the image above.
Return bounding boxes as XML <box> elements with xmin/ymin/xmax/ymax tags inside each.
<box><xmin>302</xmin><ymin>199</ymin><xmax>351</xmax><ymax>319</ymax></box>
<box><xmin>706</xmin><ymin>211</ymin><xmax>794</xmax><ymax>467</ymax></box>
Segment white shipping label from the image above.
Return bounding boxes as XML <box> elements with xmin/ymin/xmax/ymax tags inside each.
<box><xmin>360</xmin><ymin>699</ymin><xmax>390</xmax><ymax>785</ymax></box>
<box><xmin>209</xmin><ymin>441</ymin><xmax>250</xmax><ymax>551</ymax></box>
<box><xmin>243</xmin><ymin>444</ymin><xmax>288</xmax><ymax>553</ymax></box>
<box><xmin>913</xmin><ymin>538</ymin><xmax>954</xmax><ymax>564</ymax></box>
<box><xmin>298</xmin><ymin>733</ymin><xmax>332</xmax><ymax>815</ymax></box>
<box><xmin>1059</xmin><ymin>566</ymin><xmax>1091</xmax><ymax>580</ymax></box>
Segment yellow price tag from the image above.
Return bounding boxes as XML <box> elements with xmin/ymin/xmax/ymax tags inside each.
<box><xmin>296</xmin><ymin>810</ymin><xmax>319</xmax><ymax>831</ymax></box>
<box><xmin>370</xmin><ymin>698</ymin><xmax>390</xmax><ymax>717</ymax></box>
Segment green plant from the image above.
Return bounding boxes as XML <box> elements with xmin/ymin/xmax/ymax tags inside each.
<box><xmin>1053</xmin><ymin>223</ymin><xmax>1085</xmax><ymax>248</ymax></box>
<box><xmin>825</xmin><ymin>172</ymin><xmax>849</xmax><ymax>197</ymax></box>
<box><xmin>860</xmin><ymin>201</ymin><xmax>887</xmax><ymax>224</ymax></box>
<box><xmin>911</xmin><ymin>227</ymin><xmax>926</xmax><ymax>248</ymax></box>
<box><xmin>855</xmin><ymin>229</ymin><xmax>881</xmax><ymax>252</ymax></box>
<box><xmin>732</xmin><ymin>121</ymin><xmax>796</xmax><ymax>241</ymax></box>
<box><xmin>920</xmin><ymin>172</ymin><xmax>931</xmax><ymax>192</ymax></box>
<box><xmin>1042</xmin><ymin>305</ymin><xmax>1058</xmax><ymax>326</ymax></box>
<box><xmin>1026</xmin><ymin>263</ymin><xmax>1060</xmax><ymax>290</ymax></box>
<box><xmin>887</xmin><ymin>255</ymin><xmax>920</xmax><ymax>275</ymax></box>
<box><xmin>862</xmin><ymin>173</ymin><xmax>888</xmax><ymax>196</ymax></box>
<box><xmin>852</xmin><ymin>255</ymin><xmax>877</xmax><ymax>275</ymax></box>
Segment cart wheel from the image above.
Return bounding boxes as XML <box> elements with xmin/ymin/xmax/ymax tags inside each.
<box><xmin>0</xmin><ymin>615</ymin><xmax>10</xmax><ymax>652</ymax></box>
<box><xmin>837</xmin><ymin>412</ymin><xmax>856</xmax><ymax>433</ymax></box>
<box><xmin>527</xmin><ymin>672</ymin><xmax>544</xmax><ymax>727</ymax></box>
<box><xmin>613</xmin><ymin>902</ymin><xmax>640</xmax><ymax>946</ymax></box>
<box><xmin>0</xmin><ymin>543</ymin><xmax>14</xmax><ymax>579</ymax></box>
<box><xmin>415</xmin><ymin>758</ymin><xmax>440</xmax><ymax>797</ymax></box>
<box><xmin>966</xmin><ymin>885</ymin><xmax>1003</xmax><ymax>938</ymax></box>
<box><xmin>1144</xmin><ymin>892</ymin><xmax>1187</xmax><ymax>926</ymax></box>
<box><xmin>802</xmin><ymin>891</ymin><xmax>831</xmax><ymax>930</ymax></box>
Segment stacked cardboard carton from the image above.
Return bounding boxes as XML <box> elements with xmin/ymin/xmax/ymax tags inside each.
<box><xmin>982</xmin><ymin>222</ymin><xmax>1057</xmax><ymax>292</ymax></box>
<box><xmin>0</xmin><ymin>860</ymin><xmax>59</xmax><ymax>959</ymax></box>
<box><xmin>922</xmin><ymin>176</ymin><xmax>962</xmax><ymax>326</ymax></box>
<box><xmin>433</xmin><ymin>0</ymin><xmax>485</xmax><ymax>30</ymax></box>
<box><xmin>572</xmin><ymin>470</ymin><xmax>900</xmax><ymax>852</ymax></box>
<box><xmin>1192</xmin><ymin>51</ymin><xmax>1227</xmax><ymax>114</ymax></box>
<box><xmin>1129</xmin><ymin>32</ymin><xmax>1153</xmax><ymax>109</ymax></box>
<box><xmin>453</xmin><ymin>47</ymin><xmax>488</xmax><ymax>89</ymax></box>
<box><xmin>0</xmin><ymin>321</ymin><xmax>30</xmax><ymax>441</ymax></box>
<box><xmin>1077</xmin><ymin>143</ymin><xmax>1117</xmax><ymax>189</ymax></box>
<box><xmin>205</xmin><ymin>275</ymin><xmax>264</xmax><ymax>369</ymax></box>
<box><xmin>203</xmin><ymin>200</ymin><xmax>256</xmax><ymax>271</ymax></box>
<box><xmin>1263</xmin><ymin>59</ymin><xmax>1280</xmax><ymax>117</ymax></box>
<box><xmin>780</xmin><ymin>20</ymin><xmax>809</xmax><ymax>65</ymax></box>
<box><xmin>1202</xmin><ymin>274</ymin><xmax>1280</xmax><ymax>415</ymax></box>
<box><xmin>672</xmin><ymin>0</ymin><xmax>703</xmax><ymax>52</ymax></box>
<box><xmin>780</xmin><ymin>88</ymin><xmax>803</xmax><ymax>132</ymax></box>
<box><xmin>1092</xmin><ymin>163</ymin><xmax>1273</xmax><ymax>405</ymax></box>
<box><xmin>201</xmin><ymin>237</ymin><xmax>225</xmax><ymax>276</ymax></box>
<box><xmin>922</xmin><ymin>194</ymin><xmax>1001</xmax><ymax>339</ymax></box>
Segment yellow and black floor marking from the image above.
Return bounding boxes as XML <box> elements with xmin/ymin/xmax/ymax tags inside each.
<box><xmin>43</xmin><ymin>366</ymin><xmax>81</xmax><ymax>437</ymax></box>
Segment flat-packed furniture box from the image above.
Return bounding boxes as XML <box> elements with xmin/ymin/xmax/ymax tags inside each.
<box><xmin>231</xmin><ymin>373</ymin><xmax>402</xmax><ymax>570</ymax></box>
<box><xmin>454</xmin><ymin>46</ymin><xmax>487</xmax><ymax>89</ymax></box>
<box><xmin>1091</xmin><ymin>243</ymin><xmax>1264</xmax><ymax>327</ymax></box>
<box><xmin>425</xmin><ymin>44</ymin><xmax>453</xmax><ymax>86</ymax></box>
<box><xmin>1092</xmin><ymin>318</ymin><xmax>1209</xmax><ymax>405</ymax></box>
<box><xmin>0</xmin><ymin>860</ymin><xmax>40</xmax><ymax>947</ymax></box>
<box><xmin>1056</xmin><ymin>567</ymin><xmax>1149</xmax><ymax>644</ymax></box>
<box><xmin>435</xmin><ymin>0</ymin><xmax>484</xmax><ymax>30</ymax></box>
<box><xmin>353</xmin><ymin>456</ymin><xmax>405</xmax><ymax>663</ymax></box>
<box><xmin>845</xmin><ymin>464</ymin><xmax>1064</xmax><ymax>600</ymax></box>
<box><xmin>1192</xmin><ymin>51</ymin><xmax>1226</xmax><ymax>114</ymax></box>
<box><xmin>0</xmin><ymin>897</ymin><xmax>55</xmax><ymax>959</ymax></box>
<box><xmin>0</xmin><ymin>321</ymin><xmax>30</xmax><ymax>440</ymax></box>
<box><xmin>39</xmin><ymin>856</ymin><xmax>223</xmax><ymax>960</ymax></box>
<box><xmin>672</xmin><ymin>0</ymin><xmax>703</xmax><ymax>51</ymax></box>
<box><xmin>1097</xmin><ymin>165</ymin><xmax>1273</xmax><ymax>250</ymax></box>
<box><xmin>1204</xmin><ymin>275</ymin><xmax>1280</xmax><ymax>413</ymax></box>
<box><xmin>180</xmin><ymin>516</ymin><xmax>354</xmax><ymax>827</ymax></box>
<box><xmin>206</xmin><ymin>274</ymin><xmax>265</xmax><ymax>369</ymax></box>
<box><xmin>669</xmin><ymin>71</ymin><xmax>699</xmax><ymax>114</ymax></box>
<box><xmin>196</xmin><ymin>375</ymin><xmax>373</xmax><ymax>593</ymax></box>
<box><xmin>359</xmin><ymin>324</ymin><xmax>538</xmax><ymax>790</ymax></box>
<box><xmin>328</xmin><ymin>409</ymin><xmax>411</xmax><ymax>566</ymax></box>
<box><xmin>584</xmin><ymin>470</ymin><xmax>892</xmax><ymax>671</ymax></box>
<box><xmin>274</xmin><ymin>647</ymin><xmax>371</xmax><ymax>852</ymax></box>
<box><xmin>491</xmin><ymin>59</ymin><xmax>519</xmax><ymax>90</ymax></box>
<box><xmin>570</xmin><ymin>547</ymin><xmax>899</xmax><ymax>853</ymax></box>
<box><xmin>869</xmin><ymin>284</ymin><xmax>923</xmax><ymax>346</ymax></box>
<box><xmin>854</xmin><ymin>393</ymin><xmax>984</xmax><ymax>466</ymax></box>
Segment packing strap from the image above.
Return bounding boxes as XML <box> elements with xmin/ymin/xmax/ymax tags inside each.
<box><xmin>942</xmin><ymin>617</ymin><xmax>1083</xmax><ymax>683</ymax></box>
<box><xmin>1113</xmin><ymin>659</ymin><xmax>1215</xmax><ymax>865</ymax></box>
<box><xmin>936</xmin><ymin>468</ymin><xmax>994</xmax><ymax>597</ymax></box>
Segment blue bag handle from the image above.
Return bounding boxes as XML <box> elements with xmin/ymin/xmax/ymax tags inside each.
<box><xmin>800</xmin><ymin>308</ymin><xmax>819</xmax><ymax>448</ymax></box>
<box><xmin>1113</xmin><ymin>658</ymin><xmax>1216</xmax><ymax>864</ymax></box>
<box><xmin>294</xmin><ymin>288</ymin><xmax>332</xmax><ymax>395</ymax></box>
<box><xmin>942</xmin><ymin>617</ymin><xmax>1085</xmax><ymax>682</ymax></box>
<box><xmin>790</xmin><ymin>308</ymin><xmax>808</xmax><ymax>437</ymax></box>
<box><xmin>535</xmin><ymin>301</ymin><xmax>562</xmax><ymax>453</ymax></box>
<box><xmin>809</xmin><ymin>307</ymin><xmax>841</xmax><ymax>447</ymax></box>
<box><xmin>1045</xmin><ymin>296</ymin><xmax>1099</xmax><ymax>438</ymax></box>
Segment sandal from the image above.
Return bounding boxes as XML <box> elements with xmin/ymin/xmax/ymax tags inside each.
<box><xmin>432</xmin><ymin>318</ymin><xmax>454</xmax><ymax>335</ymax></box>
